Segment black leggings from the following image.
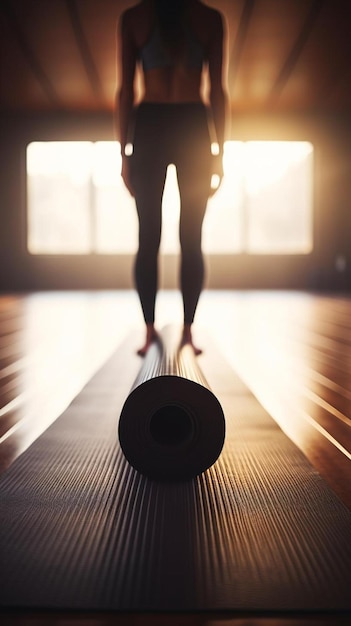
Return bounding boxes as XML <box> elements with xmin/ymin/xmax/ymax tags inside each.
<box><xmin>129</xmin><ymin>102</ymin><xmax>212</xmax><ymax>325</ymax></box>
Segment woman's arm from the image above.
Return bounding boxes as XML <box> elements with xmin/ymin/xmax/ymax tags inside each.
<box><xmin>115</xmin><ymin>10</ymin><xmax>138</xmax><ymax>194</ymax></box>
<box><xmin>207</xmin><ymin>10</ymin><xmax>229</xmax><ymax>189</ymax></box>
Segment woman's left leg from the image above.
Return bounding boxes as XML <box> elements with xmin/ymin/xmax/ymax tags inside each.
<box><xmin>177</xmin><ymin>171</ymin><xmax>208</xmax><ymax>324</ymax></box>
<box><xmin>176</xmin><ymin>141</ymin><xmax>211</xmax><ymax>353</ymax></box>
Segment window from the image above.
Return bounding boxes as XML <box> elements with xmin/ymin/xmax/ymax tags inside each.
<box><xmin>27</xmin><ymin>141</ymin><xmax>137</xmax><ymax>254</ymax></box>
<box><xmin>27</xmin><ymin>140</ymin><xmax>313</xmax><ymax>255</ymax></box>
<box><xmin>243</xmin><ymin>141</ymin><xmax>313</xmax><ymax>253</ymax></box>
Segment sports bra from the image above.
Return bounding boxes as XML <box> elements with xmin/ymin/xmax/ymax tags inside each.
<box><xmin>140</xmin><ymin>22</ymin><xmax>205</xmax><ymax>71</ymax></box>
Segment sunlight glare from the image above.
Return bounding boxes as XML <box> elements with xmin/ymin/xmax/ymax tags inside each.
<box><xmin>124</xmin><ymin>142</ymin><xmax>133</xmax><ymax>156</ymax></box>
<box><xmin>27</xmin><ymin>141</ymin><xmax>93</xmax><ymax>185</ymax></box>
<box><xmin>26</xmin><ymin>140</ymin><xmax>313</xmax><ymax>256</ymax></box>
<box><xmin>93</xmin><ymin>141</ymin><xmax>121</xmax><ymax>186</ymax></box>
<box><xmin>245</xmin><ymin>141</ymin><xmax>313</xmax><ymax>196</ymax></box>
<box><xmin>211</xmin><ymin>174</ymin><xmax>220</xmax><ymax>190</ymax></box>
<box><xmin>160</xmin><ymin>164</ymin><xmax>180</xmax><ymax>253</ymax></box>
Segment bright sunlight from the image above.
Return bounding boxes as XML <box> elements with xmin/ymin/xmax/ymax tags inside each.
<box><xmin>27</xmin><ymin>140</ymin><xmax>313</xmax><ymax>255</ymax></box>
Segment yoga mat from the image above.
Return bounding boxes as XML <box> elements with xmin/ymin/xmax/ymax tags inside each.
<box><xmin>118</xmin><ymin>325</ymin><xmax>225</xmax><ymax>480</ymax></box>
<box><xmin>0</xmin><ymin>328</ymin><xmax>351</xmax><ymax>613</ymax></box>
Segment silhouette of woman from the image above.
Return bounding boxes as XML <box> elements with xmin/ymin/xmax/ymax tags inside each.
<box><xmin>115</xmin><ymin>0</ymin><xmax>228</xmax><ymax>355</ymax></box>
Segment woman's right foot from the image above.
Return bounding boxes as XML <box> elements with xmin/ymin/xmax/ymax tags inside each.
<box><xmin>137</xmin><ymin>325</ymin><xmax>158</xmax><ymax>357</ymax></box>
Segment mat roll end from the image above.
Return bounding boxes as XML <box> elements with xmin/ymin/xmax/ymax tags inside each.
<box><xmin>118</xmin><ymin>374</ymin><xmax>225</xmax><ymax>481</ymax></box>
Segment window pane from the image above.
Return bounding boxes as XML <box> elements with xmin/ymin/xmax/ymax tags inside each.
<box><xmin>27</xmin><ymin>142</ymin><xmax>93</xmax><ymax>254</ymax></box>
<box><xmin>203</xmin><ymin>141</ymin><xmax>244</xmax><ymax>253</ymax></box>
<box><xmin>93</xmin><ymin>142</ymin><xmax>138</xmax><ymax>253</ymax></box>
<box><xmin>245</xmin><ymin>141</ymin><xmax>313</xmax><ymax>253</ymax></box>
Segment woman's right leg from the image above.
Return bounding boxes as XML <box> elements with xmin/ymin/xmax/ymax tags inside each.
<box><xmin>130</xmin><ymin>140</ymin><xmax>168</xmax><ymax>354</ymax></box>
<box><xmin>133</xmin><ymin>173</ymin><xmax>165</xmax><ymax>326</ymax></box>
<box><xmin>130</xmin><ymin>104</ymin><xmax>168</xmax><ymax>328</ymax></box>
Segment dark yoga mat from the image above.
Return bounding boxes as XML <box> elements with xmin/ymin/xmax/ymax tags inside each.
<box><xmin>118</xmin><ymin>325</ymin><xmax>225</xmax><ymax>480</ymax></box>
<box><xmin>0</xmin><ymin>328</ymin><xmax>351</xmax><ymax>613</ymax></box>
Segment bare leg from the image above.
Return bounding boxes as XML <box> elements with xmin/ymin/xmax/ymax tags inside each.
<box><xmin>181</xmin><ymin>323</ymin><xmax>202</xmax><ymax>356</ymax></box>
<box><xmin>137</xmin><ymin>323</ymin><xmax>158</xmax><ymax>357</ymax></box>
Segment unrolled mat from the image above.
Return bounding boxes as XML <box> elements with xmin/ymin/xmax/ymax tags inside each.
<box><xmin>0</xmin><ymin>327</ymin><xmax>351</xmax><ymax>613</ymax></box>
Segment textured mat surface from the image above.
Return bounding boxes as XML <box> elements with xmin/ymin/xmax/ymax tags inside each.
<box><xmin>0</xmin><ymin>331</ymin><xmax>351</xmax><ymax>612</ymax></box>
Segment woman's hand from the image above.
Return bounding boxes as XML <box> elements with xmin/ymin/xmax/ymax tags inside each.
<box><xmin>121</xmin><ymin>155</ymin><xmax>135</xmax><ymax>197</ymax></box>
<box><xmin>209</xmin><ymin>152</ymin><xmax>224</xmax><ymax>197</ymax></box>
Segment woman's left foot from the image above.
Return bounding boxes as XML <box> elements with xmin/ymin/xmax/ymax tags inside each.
<box><xmin>137</xmin><ymin>325</ymin><xmax>158</xmax><ymax>357</ymax></box>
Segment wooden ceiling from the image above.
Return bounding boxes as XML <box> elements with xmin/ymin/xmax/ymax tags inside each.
<box><xmin>1</xmin><ymin>0</ymin><xmax>351</xmax><ymax>115</ymax></box>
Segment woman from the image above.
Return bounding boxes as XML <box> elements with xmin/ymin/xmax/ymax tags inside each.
<box><xmin>115</xmin><ymin>0</ymin><xmax>228</xmax><ymax>355</ymax></box>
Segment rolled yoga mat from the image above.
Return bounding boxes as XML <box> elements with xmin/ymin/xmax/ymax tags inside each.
<box><xmin>118</xmin><ymin>325</ymin><xmax>225</xmax><ymax>481</ymax></box>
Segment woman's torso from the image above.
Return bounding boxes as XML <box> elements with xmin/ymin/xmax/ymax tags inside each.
<box><xmin>129</xmin><ymin>1</ymin><xmax>213</xmax><ymax>103</ymax></box>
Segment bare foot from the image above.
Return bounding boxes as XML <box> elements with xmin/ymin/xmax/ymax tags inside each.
<box><xmin>137</xmin><ymin>324</ymin><xmax>158</xmax><ymax>357</ymax></box>
<box><xmin>181</xmin><ymin>324</ymin><xmax>202</xmax><ymax>356</ymax></box>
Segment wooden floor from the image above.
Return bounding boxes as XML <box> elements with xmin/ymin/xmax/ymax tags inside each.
<box><xmin>1</xmin><ymin>289</ymin><xmax>350</xmax><ymax>626</ymax></box>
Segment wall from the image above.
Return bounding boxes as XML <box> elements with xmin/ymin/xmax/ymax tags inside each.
<box><xmin>0</xmin><ymin>110</ymin><xmax>350</xmax><ymax>292</ymax></box>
